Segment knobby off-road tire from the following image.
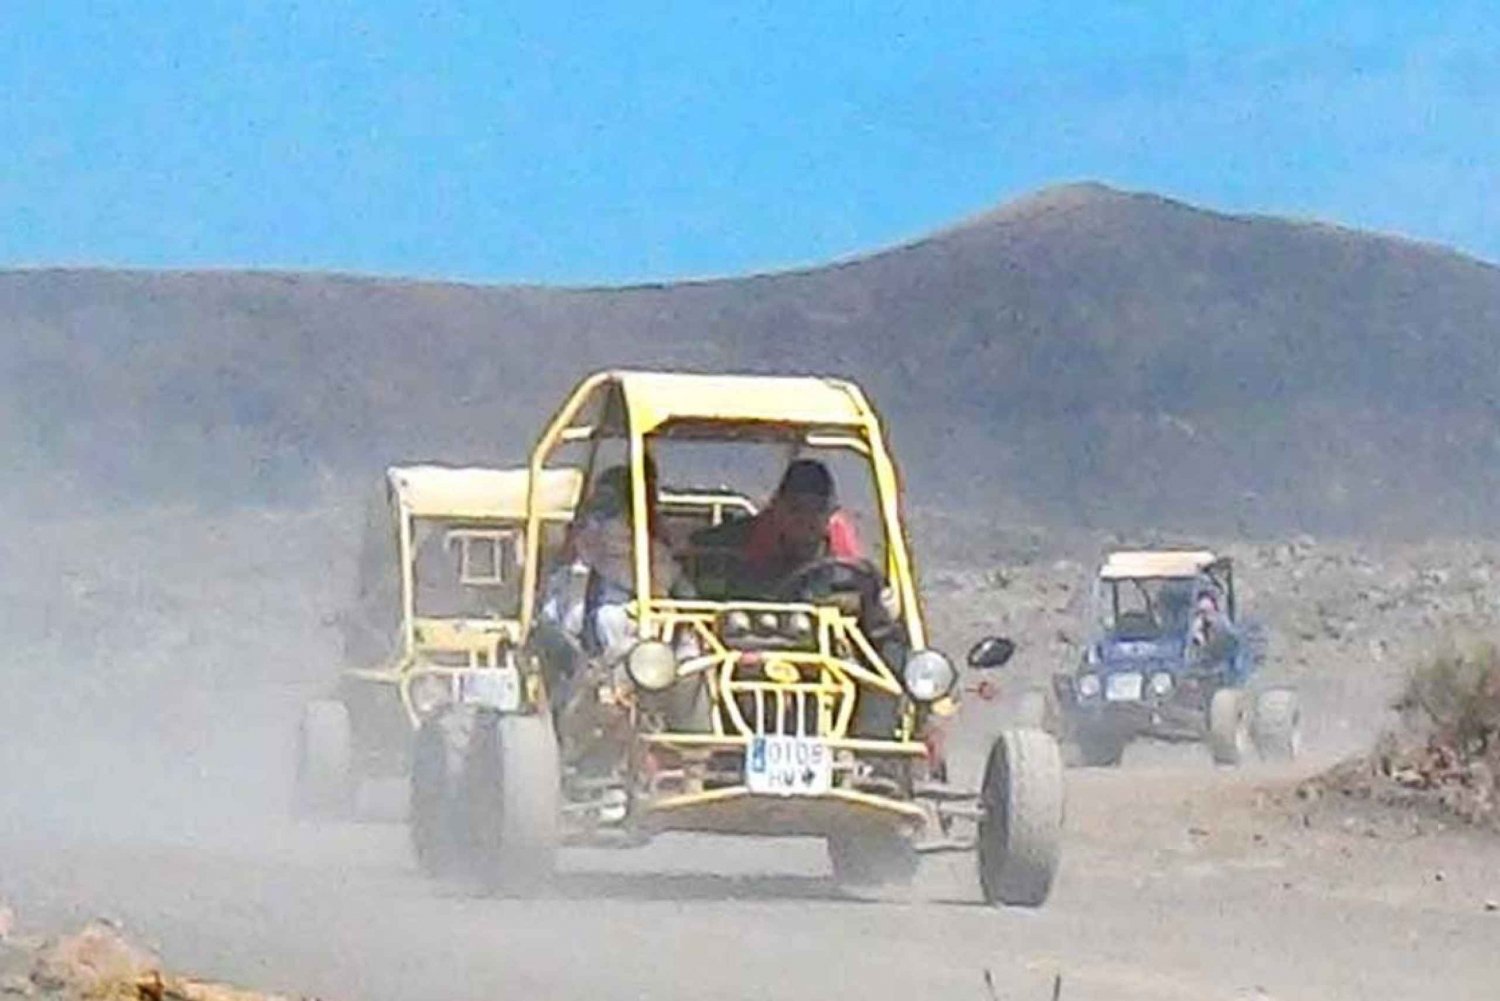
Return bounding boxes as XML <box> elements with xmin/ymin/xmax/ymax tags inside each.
<box><xmin>410</xmin><ymin>706</ymin><xmax>477</xmax><ymax>877</ymax></box>
<box><xmin>1252</xmin><ymin>688</ymin><xmax>1302</xmax><ymax>762</ymax></box>
<box><xmin>1208</xmin><ymin>687</ymin><xmax>1253</xmax><ymax>766</ymax></box>
<box><xmin>826</xmin><ymin>831</ymin><xmax>919</xmax><ymax>888</ymax></box>
<box><xmin>294</xmin><ymin>700</ymin><xmax>353</xmax><ymax>819</ymax></box>
<box><xmin>978</xmin><ymin>728</ymin><xmax>1064</xmax><ymax>907</ymax></box>
<box><xmin>463</xmin><ymin>711</ymin><xmax>561</xmax><ymax>894</ymax></box>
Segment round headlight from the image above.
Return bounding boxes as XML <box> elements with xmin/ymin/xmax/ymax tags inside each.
<box><xmin>723</xmin><ymin>610</ymin><xmax>752</xmax><ymax>638</ymax></box>
<box><xmin>1149</xmin><ymin>671</ymin><xmax>1174</xmax><ymax>696</ymax></box>
<box><xmin>902</xmin><ymin>650</ymin><xmax>956</xmax><ymax>702</ymax></box>
<box><xmin>409</xmin><ymin>673</ymin><xmax>451</xmax><ymax>715</ymax></box>
<box><xmin>626</xmin><ymin>640</ymin><xmax>678</xmax><ymax>691</ymax></box>
<box><xmin>756</xmin><ymin>612</ymin><xmax>780</xmax><ymax>634</ymax></box>
<box><xmin>1077</xmin><ymin>673</ymin><xmax>1102</xmax><ymax>698</ymax></box>
<box><xmin>785</xmin><ymin>611</ymin><xmax>814</xmax><ymax>640</ymax></box>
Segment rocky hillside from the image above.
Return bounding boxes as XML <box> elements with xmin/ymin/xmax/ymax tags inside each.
<box><xmin>5</xmin><ymin>183</ymin><xmax>1500</xmax><ymax>532</ymax></box>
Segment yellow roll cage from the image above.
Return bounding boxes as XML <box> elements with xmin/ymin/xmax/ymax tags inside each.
<box><xmin>520</xmin><ymin>370</ymin><xmax>926</xmax><ymax>649</ymax></box>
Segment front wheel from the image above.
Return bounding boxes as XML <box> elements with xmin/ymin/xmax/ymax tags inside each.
<box><xmin>1252</xmin><ymin>688</ymin><xmax>1302</xmax><ymax>761</ymax></box>
<box><xmin>463</xmin><ymin>712</ymin><xmax>561</xmax><ymax>894</ymax></box>
<box><xmin>977</xmin><ymin>728</ymin><xmax>1064</xmax><ymax>907</ymax></box>
<box><xmin>1208</xmin><ymin>688</ymin><xmax>1252</xmax><ymax>766</ymax></box>
<box><xmin>410</xmin><ymin>707</ymin><xmax>475</xmax><ymax>877</ymax></box>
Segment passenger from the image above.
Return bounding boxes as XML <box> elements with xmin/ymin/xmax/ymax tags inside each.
<box><xmin>542</xmin><ymin>459</ymin><xmax>693</xmax><ymax>660</ymax></box>
<box><xmin>580</xmin><ymin>460</ymin><xmax>688</xmax><ymax>602</ymax></box>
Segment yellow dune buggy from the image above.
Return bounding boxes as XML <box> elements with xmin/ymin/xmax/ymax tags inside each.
<box><xmin>431</xmin><ymin>372</ymin><xmax>1064</xmax><ymax>906</ymax></box>
<box><xmin>294</xmin><ymin>464</ymin><xmax>581</xmax><ymax>827</ymax></box>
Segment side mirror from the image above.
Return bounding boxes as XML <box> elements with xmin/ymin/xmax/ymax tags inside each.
<box><xmin>967</xmin><ymin>636</ymin><xmax>1016</xmax><ymax>669</ymax></box>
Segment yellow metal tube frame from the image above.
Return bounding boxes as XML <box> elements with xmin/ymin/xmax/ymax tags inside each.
<box><xmin>521</xmin><ymin>372</ymin><xmax>928</xmax><ymax>653</ymax></box>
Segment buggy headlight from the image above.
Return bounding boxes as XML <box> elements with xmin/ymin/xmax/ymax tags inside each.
<box><xmin>755</xmin><ymin>612</ymin><xmax>779</xmax><ymax>634</ymax></box>
<box><xmin>626</xmin><ymin>640</ymin><xmax>677</xmax><ymax>691</ymax></box>
<box><xmin>785</xmin><ymin>611</ymin><xmax>814</xmax><ymax>641</ymax></box>
<box><xmin>1149</xmin><ymin>671</ymin><xmax>1174</xmax><ymax>696</ymax></box>
<box><xmin>902</xmin><ymin>650</ymin><xmax>956</xmax><ymax>702</ymax></box>
<box><xmin>1077</xmin><ymin>674</ymin><xmax>1102</xmax><ymax>699</ymax></box>
<box><xmin>409</xmin><ymin>673</ymin><xmax>451</xmax><ymax>715</ymax></box>
<box><xmin>722</xmin><ymin>610</ymin><xmax>752</xmax><ymax>638</ymax></box>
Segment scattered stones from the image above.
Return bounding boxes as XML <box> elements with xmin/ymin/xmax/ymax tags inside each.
<box><xmin>30</xmin><ymin>920</ymin><xmax>159</xmax><ymax>999</ymax></box>
<box><xmin>0</xmin><ymin>919</ymin><xmax>300</xmax><ymax>1001</ymax></box>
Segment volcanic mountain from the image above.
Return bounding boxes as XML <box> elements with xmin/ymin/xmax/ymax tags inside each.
<box><xmin>5</xmin><ymin>183</ymin><xmax>1499</xmax><ymax>533</ymax></box>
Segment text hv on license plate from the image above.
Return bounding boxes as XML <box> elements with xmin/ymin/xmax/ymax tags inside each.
<box><xmin>1105</xmin><ymin>671</ymin><xmax>1144</xmax><ymax>702</ymax></box>
<box><xmin>458</xmin><ymin>666</ymin><xmax>522</xmax><ymax>712</ymax></box>
<box><xmin>746</xmin><ymin>736</ymin><xmax>832</xmax><ymax>796</ymax></box>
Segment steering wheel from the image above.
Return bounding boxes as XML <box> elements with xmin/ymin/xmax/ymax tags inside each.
<box><xmin>772</xmin><ymin>556</ymin><xmax>897</xmax><ymax>637</ymax></box>
<box><xmin>772</xmin><ymin>555</ymin><xmax>877</xmax><ymax>599</ymax></box>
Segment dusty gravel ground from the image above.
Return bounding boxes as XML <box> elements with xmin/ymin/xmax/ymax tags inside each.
<box><xmin>4</xmin><ymin>507</ymin><xmax>1500</xmax><ymax>999</ymax></box>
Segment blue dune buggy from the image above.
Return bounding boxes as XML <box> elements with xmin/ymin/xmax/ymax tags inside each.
<box><xmin>1026</xmin><ymin>551</ymin><xmax>1298</xmax><ymax>767</ymax></box>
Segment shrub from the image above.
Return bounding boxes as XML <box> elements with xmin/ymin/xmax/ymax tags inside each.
<box><xmin>1392</xmin><ymin>640</ymin><xmax>1500</xmax><ymax>758</ymax></box>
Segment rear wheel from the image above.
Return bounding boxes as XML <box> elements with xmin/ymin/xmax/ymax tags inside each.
<box><xmin>1208</xmin><ymin>688</ymin><xmax>1252</xmax><ymax>765</ymax></box>
<box><xmin>977</xmin><ymin>728</ymin><xmax>1064</xmax><ymax>907</ymax></box>
<box><xmin>463</xmin><ymin>711</ymin><xmax>561</xmax><ymax>894</ymax></box>
<box><xmin>410</xmin><ymin>707</ymin><xmax>474</xmax><ymax>877</ymax></box>
<box><xmin>294</xmin><ymin>700</ymin><xmax>353</xmax><ymax>819</ymax></box>
<box><xmin>826</xmin><ymin>831</ymin><xmax>919</xmax><ymax>888</ymax></box>
<box><xmin>1252</xmin><ymin>688</ymin><xmax>1301</xmax><ymax>761</ymax></box>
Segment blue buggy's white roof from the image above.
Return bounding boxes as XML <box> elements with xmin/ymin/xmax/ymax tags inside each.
<box><xmin>1098</xmin><ymin>550</ymin><xmax>1222</xmax><ymax>581</ymax></box>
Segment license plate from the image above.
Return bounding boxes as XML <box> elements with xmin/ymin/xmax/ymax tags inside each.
<box><xmin>1105</xmin><ymin>671</ymin><xmax>1143</xmax><ymax>702</ymax></box>
<box><xmin>458</xmin><ymin>667</ymin><xmax>522</xmax><ymax>712</ymax></box>
<box><xmin>746</xmin><ymin>736</ymin><xmax>831</xmax><ymax>796</ymax></box>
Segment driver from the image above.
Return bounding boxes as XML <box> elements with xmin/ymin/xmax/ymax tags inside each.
<box><xmin>739</xmin><ymin>459</ymin><xmax>862</xmax><ymax>589</ymax></box>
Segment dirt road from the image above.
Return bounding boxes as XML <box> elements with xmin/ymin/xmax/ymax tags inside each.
<box><xmin>3</xmin><ymin>691</ymin><xmax>1496</xmax><ymax>1001</ymax></box>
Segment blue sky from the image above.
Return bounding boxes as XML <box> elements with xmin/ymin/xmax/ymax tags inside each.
<box><xmin>2</xmin><ymin>2</ymin><xmax>1496</xmax><ymax>283</ymax></box>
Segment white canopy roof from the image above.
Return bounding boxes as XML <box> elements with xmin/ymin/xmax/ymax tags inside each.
<box><xmin>387</xmin><ymin>465</ymin><xmax>581</xmax><ymax>520</ymax></box>
<box><xmin>1099</xmin><ymin>550</ymin><xmax>1222</xmax><ymax>580</ymax></box>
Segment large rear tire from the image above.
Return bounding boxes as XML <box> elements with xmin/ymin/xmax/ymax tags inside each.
<box><xmin>294</xmin><ymin>700</ymin><xmax>353</xmax><ymax>819</ymax></box>
<box><xmin>410</xmin><ymin>707</ymin><xmax>474</xmax><ymax>877</ymax></box>
<box><xmin>1208</xmin><ymin>688</ymin><xmax>1252</xmax><ymax>766</ymax></box>
<box><xmin>826</xmin><ymin>831</ymin><xmax>919</xmax><ymax>888</ymax></box>
<box><xmin>977</xmin><ymin>728</ymin><xmax>1064</xmax><ymax>907</ymax></box>
<box><xmin>1252</xmin><ymin>688</ymin><xmax>1301</xmax><ymax>761</ymax></box>
<box><xmin>463</xmin><ymin>711</ymin><xmax>561</xmax><ymax>894</ymax></box>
